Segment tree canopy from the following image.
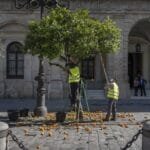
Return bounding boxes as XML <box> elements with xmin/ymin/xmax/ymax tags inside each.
<box><xmin>94</xmin><ymin>17</ymin><xmax>121</xmax><ymax>54</ymax></box>
<box><xmin>24</xmin><ymin>7</ymin><xmax>121</xmax><ymax>61</ymax></box>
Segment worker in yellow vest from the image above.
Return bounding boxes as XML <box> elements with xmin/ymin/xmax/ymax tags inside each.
<box><xmin>104</xmin><ymin>78</ymin><xmax>119</xmax><ymax>121</ymax></box>
<box><xmin>49</xmin><ymin>56</ymin><xmax>80</xmax><ymax>110</ymax></box>
<box><xmin>67</xmin><ymin>57</ymin><xmax>80</xmax><ymax>110</ymax></box>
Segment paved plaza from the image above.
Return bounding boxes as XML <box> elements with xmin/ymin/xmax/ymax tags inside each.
<box><xmin>8</xmin><ymin>124</ymin><xmax>142</xmax><ymax>150</ymax></box>
<box><xmin>0</xmin><ymin>98</ymin><xmax>150</xmax><ymax>150</ymax></box>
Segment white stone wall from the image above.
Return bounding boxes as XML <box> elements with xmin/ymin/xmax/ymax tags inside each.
<box><xmin>0</xmin><ymin>0</ymin><xmax>150</xmax><ymax>99</ymax></box>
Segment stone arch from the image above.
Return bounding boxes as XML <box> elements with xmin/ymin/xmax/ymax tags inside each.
<box><xmin>127</xmin><ymin>16</ymin><xmax>150</xmax><ymax>37</ymax></box>
<box><xmin>0</xmin><ymin>20</ymin><xmax>28</xmax><ymax>28</ymax></box>
<box><xmin>0</xmin><ymin>20</ymin><xmax>28</xmax><ymax>32</ymax></box>
<box><xmin>128</xmin><ymin>17</ymin><xmax>150</xmax><ymax>96</ymax></box>
<box><xmin>128</xmin><ymin>18</ymin><xmax>150</xmax><ymax>40</ymax></box>
<box><xmin>0</xmin><ymin>20</ymin><xmax>27</xmax><ymax>57</ymax></box>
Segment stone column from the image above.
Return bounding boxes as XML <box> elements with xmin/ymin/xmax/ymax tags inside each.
<box><xmin>0</xmin><ymin>122</ymin><xmax>9</xmax><ymax>150</ymax></box>
<box><xmin>142</xmin><ymin>120</ymin><xmax>150</xmax><ymax>150</ymax></box>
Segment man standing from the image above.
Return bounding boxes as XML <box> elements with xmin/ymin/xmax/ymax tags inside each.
<box><xmin>49</xmin><ymin>56</ymin><xmax>80</xmax><ymax>110</ymax></box>
<box><xmin>139</xmin><ymin>77</ymin><xmax>147</xmax><ymax>96</ymax></box>
<box><xmin>67</xmin><ymin>57</ymin><xmax>80</xmax><ymax>110</ymax></box>
<box><xmin>104</xmin><ymin>78</ymin><xmax>119</xmax><ymax>121</ymax></box>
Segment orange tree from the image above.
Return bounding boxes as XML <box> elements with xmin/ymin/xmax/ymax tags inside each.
<box><xmin>24</xmin><ymin>7</ymin><xmax>121</xmax><ymax>118</ymax></box>
<box><xmin>24</xmin><ymin>7</ymin><xmax>99</xmax><ymax>61</ymax></box>
<box><xmin>24</xmin><ymin>6</ymin><xmax>121</xmax><ymax>66</ymax></box>
<box><xmin>24</xmin><ymin>7</ymin><xmax>99</xmax><ymax>118</ymax></box>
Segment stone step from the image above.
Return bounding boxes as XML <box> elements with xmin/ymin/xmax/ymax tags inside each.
<box><xmin>86</xmin><ymin>90</ymin><xmax>150</xmax><ymax>100</ymax></box>
<box><xmin>130</xmin><ymin>96</ymin><xmax>150</xmax><ymax>100</ymax></box>
<box><xmin>130</xmin><ymin>90</ymin><xmax>150</xmax><ymax>97</ymax></box>
<box><xmin>86</xmin><ymin>90</ymin><xmax>104</xmax><ymax>94</ymax></box>
<box><xmin>86</xmin><ymin>90</ymin><xmax>105</xmax><ymax>100</ymax></box>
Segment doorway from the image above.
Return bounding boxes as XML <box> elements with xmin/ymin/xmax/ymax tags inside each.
<box><xmin>128</xmin><ymin>53</ymin><xmax>143</xmax><ymax>88</ymax></box>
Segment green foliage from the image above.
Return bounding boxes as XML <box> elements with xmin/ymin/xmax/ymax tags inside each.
<box><xmin>46</xmin><ymin>7</ymin><xmax>97</xmax><ymax>60</ymax></box>
<box><xmin>65</xmin><ymin>9</ymin><xmax>98</xmax><ymax>59</ymax></box>
<box><xmin>24</xmin><ymin>7</ymin><xmax>121</xmax><ymax>61</ymax></box>
<box><xmin>24</xmin><ymin>18</ymin><xmax>63</xmax><ymax>59</ymax></box>
<box><xmin>94</xmin><ymin>17</ymin><xmax>121</xmax><ymax>54</ymax></box>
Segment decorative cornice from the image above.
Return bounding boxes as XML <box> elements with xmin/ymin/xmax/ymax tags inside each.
<box><xmin>0</xmin><ymin>20</ymin><xmax>28</xmax><ymax>30</ymax></box>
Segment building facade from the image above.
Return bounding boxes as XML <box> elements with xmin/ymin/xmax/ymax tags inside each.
<box><xmin>0</xmin><ymin>0</ymin><xmax>150</xmax><ymax>99</ymax></box>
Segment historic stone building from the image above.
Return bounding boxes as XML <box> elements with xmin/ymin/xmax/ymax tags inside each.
<box><xmin>0</xmin><ymin>0</ymin><xmax>150</xmax><ymax>100</ymax></box>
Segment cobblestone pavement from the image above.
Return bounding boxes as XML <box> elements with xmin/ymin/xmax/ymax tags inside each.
<box><xmin>0</xmin><ymin>98</ymin><xmax>150</xmax><ymax>150</ymax></box>
<box><xmin>8</xmin><ymin>124</ymin><xmax>142</xmax><ymax>150</ymax></box>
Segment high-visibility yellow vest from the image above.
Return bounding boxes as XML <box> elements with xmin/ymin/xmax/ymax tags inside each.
<box><xmin>107</xmin><ymin>82</ymin><xmax>119</xmax><ymax>100</ymax></box>
<box><xmin>69</xmin><ymin>66</ymin><xmax>80</xmax><ymax>83</ymax></box>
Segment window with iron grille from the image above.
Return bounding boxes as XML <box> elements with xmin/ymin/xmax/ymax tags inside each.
<box><xmin>7</xmin><ymin>42</ymin><xmax>24</xmax><ymax>79</ymax></box>
<box><xmin>81</xmin><ymin>57</ymin><xmax>95</xmax><ymax>79</ymax></box>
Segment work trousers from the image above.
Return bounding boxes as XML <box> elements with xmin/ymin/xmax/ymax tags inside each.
<box><xmin>70</xmin><ymin>82</ymin><xmax>79</xmax><ymax>106</ymax></box>
<box><xmin>134</xmin><ymin>86</ymin><xmax>139</xmax><ymax>96</ymax></box>
<box><xmin>106</xmin><ymin>99</ymin><xmax>117</xmax><ymax>119</ymax></box>
<box><xmin>140</xmin><ymin>86</ymin><xmax>146</xmax><ymax>96</ymax></box>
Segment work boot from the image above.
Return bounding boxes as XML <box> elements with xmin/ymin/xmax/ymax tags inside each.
<box><xmin>79</xmin><ymin>111</ymin><xmax>83</xmax><ymax>121</ymax></box>
<box><xmin>70</xmin><ymin>104</ymin><xmax>75</xmax><ymax>111</ymax></box>
<box><xmin>111</xmin><ymin>115</ymin><xmax>116</xmax><ymax>121</ymax></box>
<box><xmin>103</xmin><ymin>115</ymin><xmax>110</xmax><ymax>121</ymax></box>
<box><xmin>111</xmin><ymin>117</ymin><xmax>116</xmax><ymax>121</ymax></box>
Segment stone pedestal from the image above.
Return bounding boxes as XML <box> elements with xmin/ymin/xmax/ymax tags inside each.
<box><xmin>0</xmin><ymin>122</ymin><xmax>9</xmax><ymax>150</ymax></box>
<box><xmin>142</xmin><ymin>120</ymin><xmax>150</xmax><ymax>150</ymax></box>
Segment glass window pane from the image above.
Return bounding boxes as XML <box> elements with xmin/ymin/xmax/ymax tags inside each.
<box><xmin>7</xmin><ymin>42</ymin><xmax>24</xmax><ymax>78</ymax></box>
<box><xmin>8</xmin><ymin>61</ymin><xmax>16</xmax><ymax>75</ymax></box>
<box><xmin>8</xmin><ymin>53</ymin><xmax>16</xmax><ymax>60</ymax></box>
<box><xmin>17</xmin><ymin>53</ymin><xmax>24</xmax><ymax>60</ymax></box>
<box><xmin>8</xmin><ymin>42</ymin><xmax>23</xmax><ymax>52</ymax></box>
<box><xmin>81</xmin><ymin>57</ymin><xmax>95</xmax><ymax>79</ymax></box>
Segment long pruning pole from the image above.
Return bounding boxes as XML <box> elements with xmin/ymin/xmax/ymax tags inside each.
<box><xmin>100</xmin><ymin>53</ymin><xmax>109</xmax><ymax>84</ymax></box>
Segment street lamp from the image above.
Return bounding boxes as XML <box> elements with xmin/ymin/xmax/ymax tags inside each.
<box><xmin>15</xmin><ymin>0</ymin><xmax>58</xmax><ymax>19</ymax></box>
<box><xmin>14</xmin><ymin>0</ymin><xmax>58</xmax><ymax>117</ymax></box>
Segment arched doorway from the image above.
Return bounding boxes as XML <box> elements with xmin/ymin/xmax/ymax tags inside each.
<box><xmin>128</xmin><ymin>19</ymin><xmax>150</xmax><ymax>96</ymax></box>
<box><xmin>128</xmin><ymin>46</ymin><xmax>143</xmax><ymax>88</ymax></box>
